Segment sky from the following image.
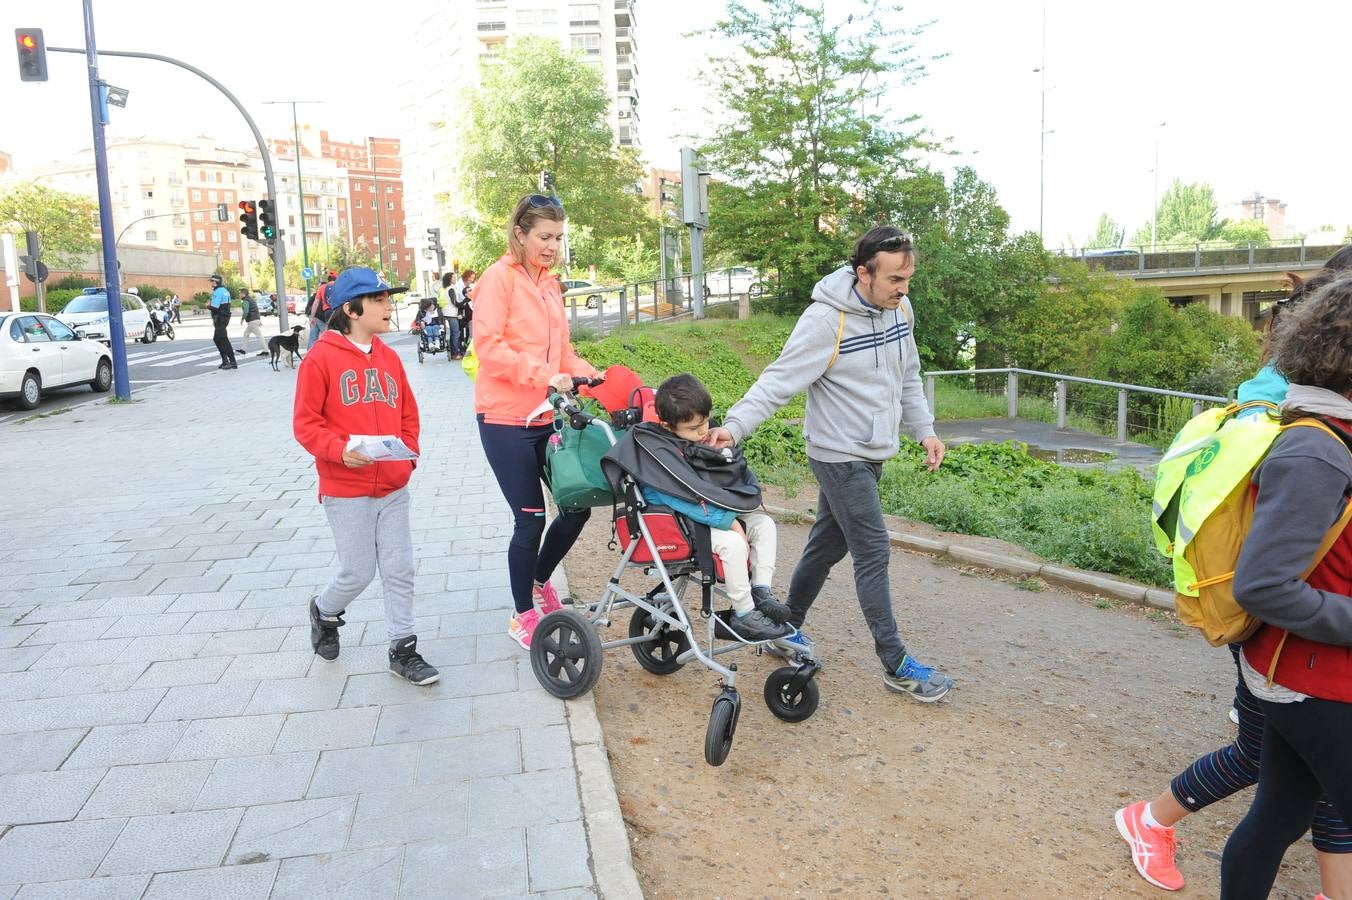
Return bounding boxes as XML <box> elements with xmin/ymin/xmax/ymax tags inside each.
<box><xmin>5</xmin><ymin>0</ymin><xmax>1351</xmax><ymax>248</ymax></box>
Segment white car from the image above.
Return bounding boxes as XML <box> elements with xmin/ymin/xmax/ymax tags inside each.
<box><xmin>0</xmin><ymin>312</ymin><xmax>114</xmax><ymax>409</ymax></box>
<box><xmin>58</xmin><ymin>289</ymin><xmax>154</xmax><ymax>344</ymax></box>
<box><xmin>709</xmin><ymin>266</ymin><xmax>763</xmax><ymax>297</ymax></box>
<box><xmin>562</xmin><ymin>279</ymin><xmax>606</xmax><ymax>309</ymax></box>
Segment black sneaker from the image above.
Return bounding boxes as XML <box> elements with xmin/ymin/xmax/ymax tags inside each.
<box><xmin>750</xmin><ymin>585</ymin><xmax>791</xmax><ymax>623</ymax></box>
<box><xmin>309</xmin><ymin>598</ymin><xmax>344</xmax><ymax>661</ymax></box>
<box><xmin>389</xmin><ymin>636</ymin><xmax>440</xmax><ymax>685</ymax></box>
<box><xmin>724</xmin><ymin>608</ymin><xmax>792</xmax><ymax>642</ymax></box>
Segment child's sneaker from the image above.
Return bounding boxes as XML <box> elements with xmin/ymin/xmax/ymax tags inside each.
<box><xmin>509</xmin><ymin>609</ymin><xmax>541</xmax><ymax>650</ymax></box>
<box><xmin>725</xmin><ymin>608</ymin><xmax>792</xmax><ymax>642</ymax></box>
<box><xmin>388</xmin><ymin>636</ymin><xmax>440</xmax><ymax>685</ymax></box>
<box><xmin>750</xmin><ymin>585</ymin><xmax>791</xmax><ymax>623</ymax></box>
<box><xmin>533</xmin><ymin>581</ymin><xmax>564</xmax><ymax>615</ymax></box>
<box><xmin>882</xmin><ymin>655</ymin><xmax>953</xmax><ymax>702</ymax></box>
<box><xmin>1115</xmin><ymin>800</ymin><xmax>1184</xmax><ymax>891</ymax></box>
<box><xmin>309</xmin><ymin>598</ymin><xmax>344</xmax><ymax>662</ymax></box>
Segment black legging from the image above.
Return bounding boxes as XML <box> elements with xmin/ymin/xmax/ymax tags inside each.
<box><xmin>1220</xmin><ymin>694</ymin><xmax>1352</xmax><ymax>898</ymax></box>
<box><xmin>211</xmin><ymin>307</ymin><xmax>236</xmax><ymax>366</ymax></box>
<box><xmin>477</xmin><ymin>418</ymin><xmax>590</xmax><ymax>614</ymax></box>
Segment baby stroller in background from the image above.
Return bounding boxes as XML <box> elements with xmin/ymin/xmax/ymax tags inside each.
<box><xmin>529</xmin><ymin>366</ymin><xmax>823</xmax><ymax>766</ymax></box>
<box><xmin>410</xmin><ymin>311</ymin><xmax>451</xmax><ymax>364</ymax></box>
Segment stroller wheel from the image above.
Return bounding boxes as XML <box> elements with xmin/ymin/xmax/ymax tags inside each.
<box><xmin>530</xmin><ymin>610</ymin><xmax>603</xmax><ymax>699</ymax></box>
<box><xmin>627</xmin><ymin>606</ymin><xmax>689</xmax><ymax>675</ymax></box>
<box><xmin>417</xmin><ymin>347</ymin><xmax>425</xmax><ymax>364</ymax></box>
<box><xmin>704</xmin><ymin>690</ymin><xmax>740</xmax><ymax>767</ymax></box>
<box><xmin>764</xmin><ymin>665</ymin><xmax>820</xmax><ymax>722</ymax></box>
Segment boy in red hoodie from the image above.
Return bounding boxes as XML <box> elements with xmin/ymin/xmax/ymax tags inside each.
<box><xmin>293</xmin><ymin>266</ymin><xmax>439</xmax><ymax>685</ymax></box>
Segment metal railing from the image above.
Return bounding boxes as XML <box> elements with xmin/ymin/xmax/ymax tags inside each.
<box><xmin>1054</xmin><ymin>238</ymin><xmax>1343</xmax><ymax>278</ymax></box>
<box><xmin>563</xmin><ymin>266</ymin><xmax>769</xmax><ymax>336</ymax></box>
<box><xmin>923</xmin><ymin>367</ymin><xmax>1227</xmax><ymax>445</ymax></box>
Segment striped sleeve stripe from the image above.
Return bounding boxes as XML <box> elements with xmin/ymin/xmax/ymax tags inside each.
<box><xmin>837</xmin><ymin>323</ymin><xmax>912</xmax><ymax>350</ymax></box>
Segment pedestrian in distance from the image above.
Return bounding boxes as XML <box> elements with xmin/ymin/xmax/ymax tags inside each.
<box><xmin>457</xmin><ymin>268</ymin><xmax>476</xmax><ymax>345</ymax></box>
<box><xmin>207</xmin><ymin>274</ymin><xmax>237</xmax><ymax>370</ymax></box>
<box><xmin>704</xmin><ymin>226</ymin><xmax>953</xmax><ymax>702</ymax></box>
<box><xmin>293</xmin><ymin>266</ymin><xmax>439</xmax><ymax>685</ymax></box>
<box><xmin>440</xmin><ymin>272</ymin><xmax>463</xmax><ymax>359</ymax></box>
<box><xmin>474</xmin><ymin>194</ymin><xmax>600</xmax><ymax>650</ymax></box>
<box><xmin>306</xmin><ymin>270</ymin><xmax>336</xmax><ymax>349</ymax></box>
<box><xmin>1213</xmin><ymin>273</ymin><xmax>1352</xmax><ymax>900</ymax></box>
<box><xmin>236</xmin><ymin>288</ymin><xmax>264</xmax><ymax>356</ymax></box>
<box><xmin>169</xmin><ymin>291</ymin><xmax>182</xmax><ymax>324</ymax></box>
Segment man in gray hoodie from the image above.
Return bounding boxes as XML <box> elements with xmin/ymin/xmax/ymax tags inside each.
<box><xmin>706</xmin><ymin>226</ymin><xmax>953</xmax><ymax>702</ymax></box>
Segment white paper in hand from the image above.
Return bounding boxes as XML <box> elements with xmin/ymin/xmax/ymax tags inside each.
<box><xmin>346</xmin><ymin>434</ymin><xmax>419</xmax><ymax>461</ymax></box>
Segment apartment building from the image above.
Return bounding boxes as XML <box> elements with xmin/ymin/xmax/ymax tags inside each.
<box><xmin>400</xmin><ymin>0</ymin><xmax>641</xmax><ymax>283</ymax></box>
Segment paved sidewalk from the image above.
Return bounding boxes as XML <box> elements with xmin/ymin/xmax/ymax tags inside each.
<box><xmin>0</xmin><ymin>337</ymin><xmax>626</xmax><ymax>899</ymax></box>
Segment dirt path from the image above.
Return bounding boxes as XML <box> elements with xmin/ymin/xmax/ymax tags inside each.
<box><xmin>562</xmin><ymin>513</ymin><xmax>1321</xmax><ymax>899</ymax></box>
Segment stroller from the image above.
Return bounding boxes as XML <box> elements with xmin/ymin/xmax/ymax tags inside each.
<box><xmin>411</xmin><ymin>308</ymin><xmax>451</xmax><ymax>364</ymax></box>
<box><xmin>528</xmin><ymin>367</ymin><xmax>823</xmax><ymax>766</ymax></box>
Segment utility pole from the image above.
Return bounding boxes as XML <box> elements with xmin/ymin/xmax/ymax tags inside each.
<box><xmin>265</xmin><ymin>100</ymin><xmax>322</xmax><ymax>300</ymax></box>
<box><xmin>366</xmin><ymin>137</ymin><xmax>388</xmax><ymax>280</ymax></box>
<box><xmin>680</xmin><ymin>148</ymin><xmax>709</xmax><ymax>318</ymax></box>
<box><xmin>1033</xmin><ymin>3</ymin><xmax>1049</xmax><ymax>242</ymax></box>
<box><xmin>1151</xmin><ymin>121</ymin><xmax>1167</xmax><ymax>252</ymax></box>
<box><xmin>79</xmin><ymin>0</ymin><xmax>130</xmax><ymax>399</ymax></box>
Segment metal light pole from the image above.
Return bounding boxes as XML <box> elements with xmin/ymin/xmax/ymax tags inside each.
<box><xmin>265</xmin><ymin>101</ymin><xmax>322</xmax><ymax>299</ymax></box>
<box><xmin>80</xmin><ymin>0</ymin><xmax>129</xmax><ymax>399</ymax></box>
<box><xmin>366</xmin><ymin>137</ymin><xmax>388</xmax><ymax>279</ymax></box>
<box><xmin>1034</xmin><ymin>3</ymin><xmax>1048</xmax><ymax>241</ymax></box>
<box><xmin>1150</xmin><ymin>121</ymin><xmax>1167</xmax><ymax>252</ymax></box>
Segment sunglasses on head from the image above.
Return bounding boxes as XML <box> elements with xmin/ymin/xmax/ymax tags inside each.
<box><xmin>871</xmin><ymin>233</ymin><xmax>914</xmax><ymax>253</ymax></box>
<box><xmin>525</xmin><ymin>194</ymin><xmax>564</xmax><ymax>211</ymax></box>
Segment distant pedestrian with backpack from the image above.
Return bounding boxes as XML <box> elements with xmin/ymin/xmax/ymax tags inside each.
<box><xmin>208</xmin><ymin>274</ymin><xmax>237</xmax><ymax>370</ymax></box>
<box><xmin>1215</xmin><ymin>273</ymin><xmax>1352</xmax><ymax>899</ymax></box>
<box><xmin>306</xmin><ymin>271</ymin><xmax>336</xmax><ymax>348</ymax></box>
<box><xmin>237</xmin><ymin>288</ymin><xmax>264</xmax><ymax>356</ymax></box>
<box><xmin>457</xmin><ymin>268</ymin><xmax>475</xmax><ymax>345</ymax></box>
<box><xmin>704</xmin><ymin>226</ymin><xmax>953</xmax><ymax>702</ymax></box>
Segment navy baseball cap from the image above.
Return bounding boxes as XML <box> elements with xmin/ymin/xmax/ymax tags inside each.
<box><xmin>329</xmin><ymin>267</ymin><xmax>408</xmax><ymax>305</ymax></box>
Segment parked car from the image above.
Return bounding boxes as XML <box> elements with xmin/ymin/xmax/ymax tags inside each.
<box><xmin>286</xmin><ymin>295</ymin><xmax>304</xmax><ymax>315</ymax></box>
<box><xmin>57</xmin><ymin>288</ymin><xmax>153</xmax><ymax>344</ymax></box>
<box><xmin>707</xmin><ymin>266</ymin><xmax>764</xmax><ymax>298</ymax></box>
<box><xmin>562</xmin><ymin>279</ymin><xmax>605</xmax><ymax>310</ymax></box>
<box><xmin>0</xmin><ymin>312</ymin><xmax>113</xmax><ymax>409</ymax></box>
<box><xmin>256</xmin><ymin>294</ymin><xmax>275</xmax><ymax>316</ymax></box>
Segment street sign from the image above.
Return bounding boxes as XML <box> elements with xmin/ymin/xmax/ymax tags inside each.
<box><xmin>301</xmin><ymin>267</ymin><xmax>314</xmax><ymax>281</ymax></box>
<box><xmin>22</xmin><ymin>260</ymin><xmax>49</xmax><ymax>284</ymax></box>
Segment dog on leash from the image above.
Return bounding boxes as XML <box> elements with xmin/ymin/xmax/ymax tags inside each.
<box><xmin>268</xmin><ymin>326</ymin><xmax>305</xmax><ymax>371</ymax></box>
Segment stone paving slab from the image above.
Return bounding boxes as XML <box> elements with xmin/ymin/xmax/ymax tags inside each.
<box><xmin>0</xmin><ymin>342</ymin><xmax>627</xmax><ymax>897</ymax></box>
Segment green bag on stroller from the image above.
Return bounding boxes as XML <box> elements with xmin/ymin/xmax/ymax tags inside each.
<box><xmin>546</xmin><ymin>403</ymin><xmax>617</xmax><ymax>510</ymax></box>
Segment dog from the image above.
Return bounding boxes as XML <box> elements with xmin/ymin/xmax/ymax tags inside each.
<box><xmin>268</xmin><ymin>326</ymin><xmax>305</xmax><ymax>371</ymax></box>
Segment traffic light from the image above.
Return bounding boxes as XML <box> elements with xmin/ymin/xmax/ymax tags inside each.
<box><xmin>15</xmin><ymin>29</ymin><xmax>47</xmax><ymax>82</ymax></box>
<box><xmin>538</xmin><ymin>170</ymin><xmax>555</xmax><ymax>193</ymax></box>
<box><xmin>238</xmin><ymin>199</ymin><xmax>259</xmax><ymax>242</ymax></box>
<box><xmin>215</xmin><ymin>203</ymin><xmax>229</xmax><ymax>222</ymax></box>
<box><xmin>258</xmin><ymin>199</ymin><xmax>276</xmax><ymax>241</ymax></box>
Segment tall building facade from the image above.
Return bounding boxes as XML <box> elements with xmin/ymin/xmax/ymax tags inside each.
<box><xmin>400</xmin><ymin>0</ymin><xmax>641</xmax><ymax>288</ymax></box>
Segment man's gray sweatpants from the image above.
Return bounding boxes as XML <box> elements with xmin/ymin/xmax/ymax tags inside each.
<box><xmin>316</xmin><ymin>487</ymin><xmax>416</xmax><ymax>643</ymax></box>
<box><xmin>786</xmin><ymin>458</ymin><xmax>908</xmax><ymax>672</ymax></box>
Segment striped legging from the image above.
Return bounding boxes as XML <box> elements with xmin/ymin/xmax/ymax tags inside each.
<box><xmin>1169</xmin><ymin>646</ymin><xmax>1351</xmax><ymax>853</ymax></box>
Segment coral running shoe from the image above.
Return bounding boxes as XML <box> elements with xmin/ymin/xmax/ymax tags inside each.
<box><xmin>1115</xmin><ymin>801</ymin><xmax>1184</xmax><ymax>891</ymax></box>
<box><xmin>533</xmin><ymin>581</ymin><xmax>564</xmax><ymax>615</ymax></box>
<box><xmin>509</xmin><ymin>609</ymin><xmax>541</xmax><ymax>650</ymax></box>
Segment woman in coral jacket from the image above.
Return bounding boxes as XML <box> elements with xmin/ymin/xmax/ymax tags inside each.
<box><xmin>1220</xmin><ymin>273</ymin><xmax>1352</xmax><ymax>899</ymax></box>
<box><xmin>474</xmin><ymin>194</ymin><xmax>599</xmax><ymax>650</ymax></box>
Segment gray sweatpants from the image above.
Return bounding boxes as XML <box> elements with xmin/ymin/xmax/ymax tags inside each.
<box><xmin>316</xmin><ymin>487</ymin><xmax>416</xmax><ymax>643</ymax></box>
<box><xmin>786</xmin><ymin>458</ymin><xmax>908</xmax><ymax>672</ymax></box>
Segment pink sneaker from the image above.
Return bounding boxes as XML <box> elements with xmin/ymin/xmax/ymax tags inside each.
<box><xmin>1115</xmin><ymin>801</ymin><xmax>1184</xmax><ymax>891</ymax></box>
<box><xmin>508</xmin><ymin>609</ymin><xmax>541</xmax><ymax>650</ymax></box>
<box><xmin>533</xmin><ymin>581</ymin><xmax>563</xmax><ymax>615</ymax></box>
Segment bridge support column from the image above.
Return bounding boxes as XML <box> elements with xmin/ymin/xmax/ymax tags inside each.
<box><xmin>1207</xmin><ymin>289</ymin><xmax>1223</xmax><ymax>313</ymax></box>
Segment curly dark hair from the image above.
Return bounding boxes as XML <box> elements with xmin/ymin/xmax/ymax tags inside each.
<box><xmin>1271</xmin><ymin>272</ymin><xmax>1352</xmax><ymax>397</ymax></box>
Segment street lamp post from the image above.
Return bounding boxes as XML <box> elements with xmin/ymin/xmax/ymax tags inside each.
<box><xmin>366</xmin><ymin>137</ymin><xmax>388</xmax><ymax>280</ymax></box>
<box><xmin>264</xmin><ymin>100</ymin><xmax>322</xmax><ymax>298</ymax></box>
<box><xmin>1150</xmin><ymin>121</ymin><xmax>1167</xmax><ymax>252</ymax></box>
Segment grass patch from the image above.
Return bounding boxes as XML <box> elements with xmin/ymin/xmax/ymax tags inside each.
<box><xmin>576</xmin><ymin>317</ymin><xmax>1170</xmax><ymax>588</ymax></box>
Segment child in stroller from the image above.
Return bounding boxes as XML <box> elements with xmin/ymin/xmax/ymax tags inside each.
<box><xmin>636</xmin><ymin>374</ymin><xmax>794</xmax><ymax>643</ymax></box>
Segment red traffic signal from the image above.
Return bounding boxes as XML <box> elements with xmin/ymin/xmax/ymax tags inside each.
<box><xmin>15</xmin><ymin>28</ymin><xmax>48</xmax><ymax>82</ymax></box>
<box><xmin>238</xmin><ymin>200</ymin><xmax>259</xmax><ymax>242</ymax></box>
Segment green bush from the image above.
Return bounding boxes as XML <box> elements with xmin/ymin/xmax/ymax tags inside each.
<box><xmin>17</xmin><ymin>287</ymin><xmax>87</xmax><ymax>313</ymax></box>
<box><xmin>134</xmin><ymin>284</ymin><xmax>167</xmax><ymax>302</ymax></box>
<box><xmin>51</xmin><ymin>274</ymin><xmax>97</xmax><ymax>291</ymax></box>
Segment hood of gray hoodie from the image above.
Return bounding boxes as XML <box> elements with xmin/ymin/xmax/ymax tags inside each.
<box><xmin>723</xmin><ymin>266</ymin><xmax>936</xmax><ymax>464</ymax></box>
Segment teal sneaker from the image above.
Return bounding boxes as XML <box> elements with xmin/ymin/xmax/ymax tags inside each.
<box><xmin>882</xmin><ymin>655</ymin><xmax>953</xmax><ymax>702</ymax></box>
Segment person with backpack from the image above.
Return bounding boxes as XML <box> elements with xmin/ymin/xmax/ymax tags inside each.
<box><xmin>704</xmin><ymin>226</ymin><xmax>953</xmax><ymax>703</ymax></box>
<box><xmin>306</xmin><ymin>271</ymin><xmax>337</xmax><ymax>348</ymax></box>
<box><xmin>1119</xmin><ymin>259</ymin><xmax>1352</xmax><ymax>895</ymax></box>
<box><xmin>439</xmin><ymin>272</ymin><xmax>463</xmax><ymax>359</ymax></box>
<box><xmin>457</xmin><ymin>268</ymin><xmax>475</xmax><ymax>346</ymax></box>
<box><xmin>1215</xmin><ymin>273</ymin><xmax>1352</xmax><ymax>899</ymax></box>
<box><xmin>208</xmin><ymin>274</ymin><xmax>237</xmax><ymax>370</ymax></box>
<box><xmin>236</xmin><ymin>288</ymin><xmax>264</xmax><ymax>356</ymax></box>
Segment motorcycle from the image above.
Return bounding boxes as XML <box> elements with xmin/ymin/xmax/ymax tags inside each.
<box><xmin>149</xmin><ymin>302</ymin><xmax>176</xmax><ymax>340</ymax></box>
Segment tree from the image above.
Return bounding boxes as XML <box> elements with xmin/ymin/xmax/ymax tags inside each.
<box><xmin>1130</xmin><ymin>179</ymin><xmax>1227</xmax><ymax>246</ymax></box>
<box><xmin>1215</xmin><ymin>218</ymin><xmax>1270</xmax><ymax>246</ymax></box>
<box><xmin>602</xmin><ymin>234</ymin><xmax>660</xmax><ymax>283</ymax></box>
<box><xmin>0</xmin><ymin>183</ymin><xmax>98</xmax><ymax>270</ymax></box>
<box><xmin>1085</xmin><ymin>213</ymin><xmax>1124</xmax><ymax>250</ymax></box>
<box><xmin>699</xmin><ymin>0</ymin><xmax>936</xmax><ymax>306</ymax></box>
<box><xmin>456</xmin><ymin>36</ymin><xmax>649</xmax><ymax>273</ymax></box>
